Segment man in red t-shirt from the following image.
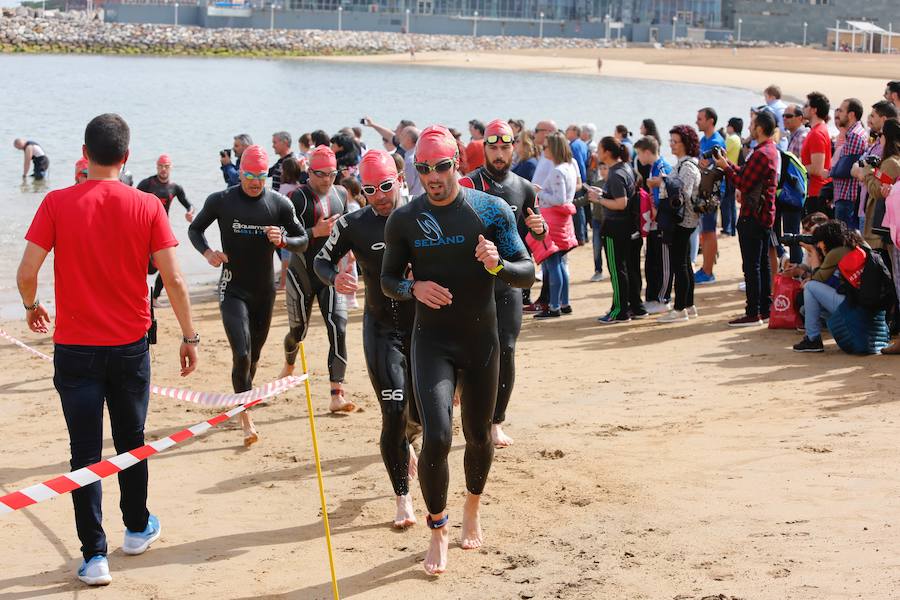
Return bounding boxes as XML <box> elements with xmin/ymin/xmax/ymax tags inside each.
<box><xmin>465</xmin><ymin>119</ymin><xmax>486</xmax><ymax>171</ymax></box>
<box><xmin>16</xmin><ymin>114</ymin><xmax>198</xmax><ymax>587</ymax></box>
<box><xmin>800</xmin><ymin>91</ymin><xmax>833</xmax><ymax>217</ymax></box>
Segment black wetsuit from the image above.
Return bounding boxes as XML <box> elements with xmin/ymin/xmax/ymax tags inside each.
<box><xmin>284</xmin><ymin>184</ymin><xmax>348</xmax><ymax>383</ymax></box>
<box><xmin>459</xmin><ymin>167</ymin><xmax>540</xmax><ymax>425</ymax></box>
<box><xmin>138</xmin><ymin>176</ymin><xmax>193</xmax><ymax>300</ymax></box>
<box><xmin>313</xmin><ymin>206</ymin><xmax>417</xmax><ymax>497</ymax></box>
<box><xmin>24</xmin><ymin>141</ymin><xmax>49</xmax><ymax>179</ymax></box>
<box><xmin>381</xmin><ymin>187</ymin><xmax>535</xmax><ymax>515</ymax></box>
<box><xmin>188</xmin><ymin>186</ymin><xmax>307</xmax><ymax>393</ymax></box>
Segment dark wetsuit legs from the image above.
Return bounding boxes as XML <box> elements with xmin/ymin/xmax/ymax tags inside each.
<box><xmin>221</xmin><ymin>292</ymin><xmax>274</xmax><ymax>393</ymax></box>
<box><xmin>363</xmin><ymin>315</ymin><xmax>414</xmax><ymax>497</ymax></box>
<box><xmin>413</xmin><ymin>331</ymin><xmax>499</xmax><ymax>515</ymax></box>
<box><xmin>152</xmin><ymin>274</ymin><xmax>164</xmax><ymax>300</ymax></box>
<box><xmin>493</xmin><ymin>285</ymin><xmax>521</xmax><ymax>424</ymax></box>
<box><xmin>285</xmin><ymin>267</ymin><xmax>347</xmax><ymax>382</ymax></box>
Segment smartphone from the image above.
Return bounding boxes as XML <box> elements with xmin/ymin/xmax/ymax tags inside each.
<box><xmin>359</xmin><ymin>118</ymin><xmax>366</xmax><ymax>125</ymax></box>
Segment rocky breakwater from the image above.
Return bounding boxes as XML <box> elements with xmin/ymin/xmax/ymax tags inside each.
<box><xmin>0</xmin><ymin>10</ymin><xmax>605</xmax><ymax>56</ymax></box>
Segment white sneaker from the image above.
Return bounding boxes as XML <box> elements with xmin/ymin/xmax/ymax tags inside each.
<box><xmin>77</xmin><ymin>555</ymin><xmax>111</xmax><ymax>586</ymax></box>
<box><xmin>535</xmin><ymin>270</ymin><xmax>543</xmax><ymax>281</ymax></box>
<box><xmin>645</xmin><ymin>301</ymin><xmax>671</xmax><ymax>314</ymax></box>
<box><xmin>657</xmin><ymin>309</ymin><xmax>689</xmax><ymax>323</ymax></box>
<box><xmin>590</xmin><ymin>271</ymin><xmax>608</xmax><ymax>282</ymax></box>
<box><xmin>122</xmin><ymin>515</ymin><xmax>161</xmax><ymax>556</ymax></box>
<box><xmin>737</xmin><ymin>281</ymin><xmax>746</xmax><ymax>291</ymax></box>
<box><xmin>686</xmin><ymin>306</ymin><xmax>699</xmax><ymax>319</ymax></box>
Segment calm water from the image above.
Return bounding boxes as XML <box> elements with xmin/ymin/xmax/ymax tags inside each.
<box><xmin>0</xmin><ymin>54</ymin><xmax>759</xmax><ymax>318</ymax></box>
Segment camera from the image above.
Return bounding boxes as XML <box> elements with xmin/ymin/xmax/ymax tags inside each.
<box><xmin>779</xmin><ymin>233</ymin><xmax>815</xmax><ymax>246</ymax></box>
<box><xmin>701</xmin><ymin>146</ymin><xmax>725</xmax><ymax>161</ymax></box>
<box><xmin>359</xmin><ymin>118</ymin><xmax>366</xmax><ymax>125</ymax></box>
<box><xmin>220</xmin><ymin>148</ymin><xmax>232</xmax><ymax>158</ymax></box>
<box><xmin>858</xmin><ymin>155</ymin><xmax>881</xmax><ymax>169</ymax></box>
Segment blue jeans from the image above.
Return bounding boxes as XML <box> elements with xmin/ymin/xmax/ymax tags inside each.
<box><xmin>573</xmin><ymin>208</ymin><xmax>586</xmax><ymax>244</ymax></box>
<box><xmin>591</xmin><ymin>219</ymin><xmax>603</xmax><ymax>273</ymax></box>
<box><xmin>721</xmin><ymin>182</ymin><xmax>737</xmax><ymax>235</ymax></box>
<box><xmin>803</xmin><ymin>280</ymin><xmax>845</xmax><ymax>339</ymax></box>
<box><xmin>834</xmin><ymin>199</ymin><xmax>859</xmax><ymax>231</ymax></box>
<box><xmin>53</xmin><ymin>337</ymin><xmax>152</xmax><ymax>560</ymax></box>
<box><xmin>543</xmin><ymin>252</ymin><xmax>569</xmax><ymax>310</ymax></box>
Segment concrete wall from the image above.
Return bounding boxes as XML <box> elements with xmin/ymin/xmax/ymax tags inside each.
<box><xmin>732</xmin><ymin>0</ymin><xmax>898</xmax><ymax>45</ymax></box>
<box><xmin>105</xmin><ymin>4</ymin><xmax>616</xmax><ymax>38</ymax></box>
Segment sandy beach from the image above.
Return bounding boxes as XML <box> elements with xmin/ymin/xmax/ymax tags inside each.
<box><xmin>313</xmin><ymin>46</ymin><xmax>892</xmax><ymax>107</ymax></box>
<box><xmin>1</xmin><ymin>234</ymin><xmax>898</xmax><ymax>599</ymax></box>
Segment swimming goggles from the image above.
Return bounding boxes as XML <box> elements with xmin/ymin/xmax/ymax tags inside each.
<box><xmin>241</xmin><ymin>171</ymin><xmax>268</xmax><ymax>180</ymax></box>
<box><xmin>414</xmin><ymin>159</ymin><xmax>455</xmax><ymax>175</ymax></box>
<box><xmin>485</xmin><ymin>134</ymin><xmax>514</xmax><ymax>145</ymax></box>
<box><xmin>311</xmin><ymin>169</ymin><xmax>338</xmax><ymax>178</ymax></box>
<box><xmin>362</xmin><ymin>179</ymin><xmax>396</xmax><ymax>196</ymax></box>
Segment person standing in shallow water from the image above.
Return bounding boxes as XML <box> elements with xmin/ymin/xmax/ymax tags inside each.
<box><xmin>14</xmin><ymin>138</ymin><xmax>49</xmax><ymax>180</ymax></box>
<box><xmin>381</xmin><ymin>125</ymin><xmax>535</xmax><ymax>576</ymax></box>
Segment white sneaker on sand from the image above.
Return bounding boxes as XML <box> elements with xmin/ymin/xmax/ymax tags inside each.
<box><xmin>77</xmin><ymin>555</ymin><xmax>111</xmax><ymax>586</ymax></box>
<box><xmin>657</xmin><ymin>309</ymin><xmax>689</xmax><ymax>323</ymax></box>
<box><xmin>645</xmin><ymin>301</ymin><xmax>671</xmax><ymax>314</ymax></box>
<box><xmin>686</xmin><ymin>306</ymin><xmax>699</xmax><ymax>319</ymax></box>
<box><xmin>590</xmin><ymin>271</ymin><xmax>608</xmax><ymax>282</ymax></box>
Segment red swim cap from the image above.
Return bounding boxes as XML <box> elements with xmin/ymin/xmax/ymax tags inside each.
<box><xmin>157</xmin><ymin>154</ymin><xmax>172</xmax><ymax>165</ymax></box>
<box><xmin>74</xmin><ymin>158</ymin><xmax>89</xmax><ymax>178</ymax></box>
<box><xmin>359</xmin><ymin>149</ymin><xmax>398</xmax><ymax>185</ymax></box>
<box><xmin>415</xmin><ymin>125</ymin><xmax>459</xmax><ymax>163</ymax></box>
<box><xmin>239</xmin><ymin>145</ymin><xmax>269</xmax><ymax>173</ymax></box>
<box><xmin>485</xmin><ymin>119</ymin><xmax>514</xmax><ymax>140</ymax></box>
<box><xmin>309</xmin><ymin>145</ymin><xmax>337</xmax><ymax>171</ymax></box>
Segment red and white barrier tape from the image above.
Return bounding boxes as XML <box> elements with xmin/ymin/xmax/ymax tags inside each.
<box><xmin>0</xmin><ymin>372</ymin><xmax>308</xmax><ymax>515</ymax></box>
<box><xmin>0</xmin><ymin>329</ymin><xmax>295</xmax><ymax>408</ymax></box>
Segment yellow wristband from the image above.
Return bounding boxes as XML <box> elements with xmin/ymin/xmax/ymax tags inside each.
<box><xmin>485</xmin><ymin>263</ymin><xmax>504</xmax><ymax>276</ymax></box>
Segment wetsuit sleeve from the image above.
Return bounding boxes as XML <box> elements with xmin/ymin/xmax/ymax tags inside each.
<box><xmin>221</xmin><ymin>163</ymin><xmax>239</xmax><ymax>186</ymax></box>
<box><xmin>175</xmin><ymin>184</ymin><xmax>192</xmax><ymax>211</ymax></box>
<box><xmin>381</xmin><ymin>211</ymin><xmax>414</xmax><ymax>301</ymax></box>
<box><xmin>291</xmin><ymin>189</ymin><xmax>313</xmax><ymax>230</ymax></box>
<box><xmin>278</xmin><ymin>195</ymin><xmax>308</xmax><ymax>254</ymax></box>
<box><xmin>313</xmin><ymin>215</ymin><xmax>353</xmax><ymax>286</ymax></box>
<box><xmin>136</xmin><ymin>178</ymin><xmax>150</xmax><ymax>193</ymax></box>
<box><xmin>523</xmin><ymin>184</ymin><xmax>545</xmax><ymax>240</ymax></box>
<box><xmin>491</xmin><ymin>200</ymin><xmax>535</xmax><ymax>289</ymax></box>
<box><xmin>187</xmin><ymin>192</ymin><xmax>220</xmax><ymax>255</ymax></box>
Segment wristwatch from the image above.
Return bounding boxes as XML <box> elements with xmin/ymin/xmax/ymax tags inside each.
<box><xmin>23</xmin><ymin>299</ymin><xmax>39</xmax><ymax>311</ymax></box>
<box><xmin>182</xmin><ymin>333</ymin><xmax>200</xmax><ymax>345</ymax></box>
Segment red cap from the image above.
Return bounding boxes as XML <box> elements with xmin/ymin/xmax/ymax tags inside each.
<box><xmin>157</xmin><ymin>154</ymin><xmax>172</xmax><ymax>165</ymax></box>
<box><xmin>359</xmin><ymin>149</ymin><xmax>398</xmax><ymax>185</ymax></box>
<box><xmin>239</xmin><ymin>145</ymin><xmax>269</xmax><ymax>173</ymax></box>
<box><xmin>415</xmin><ymin>125</ymin><xmax>458</xmax><ymax>163</ymax></box>
<box><xmin>74</xmin><ymin>158</ymin><xmax>89</xmax><ymax>178</ymax></box>
<box><xmin>485</xmin><ymin>119</ymin><xmax>514</xmax><ymax>140</ymax></box>
<box><xmin>309</xmin><ymin>145</ymin><xmax>337</xmax><ymax>171</ymax></box>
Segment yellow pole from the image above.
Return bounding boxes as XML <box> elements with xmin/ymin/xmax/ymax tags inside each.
<box><xmin>300</xmin><ymin>342</ymin><xmax>340</xmax><ymax>600</ymax></box>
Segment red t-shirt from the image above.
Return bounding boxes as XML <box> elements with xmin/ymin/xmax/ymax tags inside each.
<box><xmin>800</xmin><ymin>121</ymin><xmax>832</xmax><ymax>197</ymax></box>
<box><xmin>466</xmin><ymin>139</ymin><xmax>485</xmax><ymax>171</ymax></box>
<box><xmin>25</xmin><ymin>180</ymin><xmax>178</xmax><ymax>346</ymax></box>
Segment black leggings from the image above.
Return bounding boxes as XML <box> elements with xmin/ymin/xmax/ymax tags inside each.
<box><xmin>151</xmin><ymin>274</ymin><xmax>164</xmax><ymax>300</ymax></box>
<box><xmin>413</xmin><ymin>330</ymin><xmax>499</xmax><ymax>515</ymax></box>
<box><xmin>285</xmin><ymin>268</ymin><xmax>348</xmax><ymax>382</ymax></box>
<box><xmin>645</xmin><ymin>229</ymin><xmax>672</xmax><ymax>304</ymax></box>
<box><xmin>363</xmin><ymin>314</ymin><xmax>418</xmax><ymax>497</ymax></box>
<box><xmin>604</xmin><ymin>233</ymin><xmax>631</xmax><ymax>318</ymax></box>
<box><xmin>669</xmin><ymin>225</ymin><xmax>696</xmax><ymax>311</ymax></box>
<box><xmin>493</xmin><ymin>285</ymin><xmax>522</xmax><ymax>424</ymax></box>
<box><xmin>220</xmin><ymin>291</ymin><xmax>275</xmax><ymax>393</ymax></box>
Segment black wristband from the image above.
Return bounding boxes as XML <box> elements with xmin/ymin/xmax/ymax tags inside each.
<box><xmin>23</xmin><ymin>299</ymin><xmax>39</xmax><ymax>311</ymax></box>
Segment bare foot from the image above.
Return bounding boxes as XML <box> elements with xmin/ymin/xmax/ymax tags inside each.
<box><xmin>241</xmin><ymin>412</ymin><xmax>259</xmax><ymax>448</ymax></box>
<box><xmin>460</xmin><ymin>494</ymin><xmax>483</xmax><ymax>550</ymax></box>
<box><xmin>329</xmin><ymin>389</ymin><xmax>356</xmax><ymax>413</ymax></box>
<box><xmin>393</xmin><ymin>494</ymin><xmax>416</xmax><ymax>529</ymax></box>
<box><xmin>423</xmin><ymin>517</ymin><xmax>449</xmax><ymax>575</ymax></box>
<box><xmin>407</xmin><ymin>447</ymin><xmax>418</xmax><ymax>480</ymax></box>
<box><xmin>277</xmin><ymin>363</ymin><xmax>294</xmax><ymax>380</ymax></box>
<box><xmin>492</xmin><ymin>423</ymin><xmax>514</xmax><ymax>448</ymax></box>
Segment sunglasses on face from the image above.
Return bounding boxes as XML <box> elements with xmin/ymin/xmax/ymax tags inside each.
<box><xmin>242</xmin><ymin>171</ymin><xmax>267</xmax><ymax>180</ymax></box>
<box><xmin>485</xmin><ymin>133</ymin><xmax>514</xmax><ymax>145</ymax></box>
<box><xmin>362</xmin><ymin>179</ymin><xmax>396</xmax><ymax>196</ymax></box>
<box><xmin>785</xmin><ymin>113</ymin><xmax>800</xmax><ymax>118</ymax></box>
<box><xmin>414</xmin><ymin>159</ymin><xmax>455</xmax><ymax>175</ymax></box>
<box><xmin>311</xmin><ymin>169</ymin><xmax>338</xmax><ymax>178</ymax></box>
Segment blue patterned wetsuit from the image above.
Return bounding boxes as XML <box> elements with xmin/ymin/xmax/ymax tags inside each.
<box><xmin>381</xmin><ymin>187</ymin><xmax>534</xmax><ymax>515</ymax></box>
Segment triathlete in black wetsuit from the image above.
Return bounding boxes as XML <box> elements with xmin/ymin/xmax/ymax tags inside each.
<box><xmin>313</xmin><ymin>149</ymin><xmax>419</xmax><ymax>528</ymax></box>
<box><xmin>137</xmin><ymin>155</ymin><xmax>194</xmax><ymax>303</ymax></box>
<box><xmin>281</xmin><ymin>145</ymin><xmax>353</xmax><ymax>413</ymax></box>
<box><xmin>14</xmin><ymin>139</ymin><xmax>49</xmax><ymax>179</ymax></box>
<box><xmin>459</xmin><ymin>119</ymin><xmax>546</xmax><ymax>449</ymax></box>
<box><xmin>188</xmin><ymin>145</ymin><xmax>307</xmax><ymax>447</ymax></box>
<box><xmin>381</xmin><ymin>125</ymin><xmax>535</xmax><ymax>576</ymax></box>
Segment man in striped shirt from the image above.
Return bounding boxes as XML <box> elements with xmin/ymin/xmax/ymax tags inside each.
<box><xmin>831</xmin><ymin>99</ymin><xmax>867</xmax><ymax>230</ymax></box>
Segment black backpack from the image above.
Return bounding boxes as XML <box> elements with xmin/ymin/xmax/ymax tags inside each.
<box><xmin>846</xmin><ymin>248</ymin><xmax>896</xmax><ymax>312</ymax></box>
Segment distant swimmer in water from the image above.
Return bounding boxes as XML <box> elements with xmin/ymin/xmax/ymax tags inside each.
<box><xmin>14</xmin><ymin>138</ymin><xmax>49</xmax><ymax>180</ymax></box>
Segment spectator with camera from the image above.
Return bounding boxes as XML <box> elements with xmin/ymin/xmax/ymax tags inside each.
<box><xmin>851</xmin><ymin>100</ymin><xmax>898</xmax><ymax>232</ymax></box>
<box><xmin>220</xmin><ymin>133</ymin><xmax>253</xmax><ymax>187</ymax></box>
<box><xmin>793</xmin><ymin>220</ymin><xmax>860</xmax><ymax>352</ymax></box>
<box><xmin>715</xmin><ymin>111</ymin><xmax>780</xmax><ymax>327</ymax></box>
<box><xmin>695</xmin><ymin>107</ymin><xmax>725</xmax><ymax>286</ymax></box>
<box><xmin>781</xmin><ymin>212</ymin><xmax>831</xmax><ymax>281</ymax></box>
